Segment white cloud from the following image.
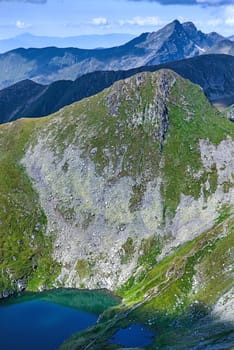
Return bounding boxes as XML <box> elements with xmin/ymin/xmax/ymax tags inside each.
<box><xmin>225</xmin><ymin>17</ymin><xmax>234</xmax><ymax>25</ymax></box>
<box><xmin>207</xmin><ymin>18</ymin><xmax>223</xmax><ymax>26</ymax></box>
<box><xmin>119</xmin><ymin>16</ymin><xmax>163</xmax><ymax>26</ymax></box>
<box><xmin>224</xmin><ymin>5</ymin><xmax>234</xmax><ymax>26</ymax></box>
<box><xmin>16</xmin><ymin>20</ymin><xmax>31</xmax><ymax>29</ymax></box>
<box><xmin>91</xmin><ymin>17</ymin><xmax>108</xmax><ymax>26</ymax></box>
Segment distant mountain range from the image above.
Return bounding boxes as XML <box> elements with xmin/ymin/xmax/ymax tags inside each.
<box><xmin>0</xmin><ymin>20</ymin><xmax>226</xmax><ymax>89</ymax></box>
<box><xmin>0</xmin><ymin>33</ymin><xmax>135</xmax><ymax>53</ymax></box>
<box><xmin>0</xmin><ymin>54</ymin><xmax>233</xmax><ymax>124</ymax></box>
<box><xmin>207</xmin><ymin>39</ymin><xmax>234</xmax><ymax>56</ymax></box>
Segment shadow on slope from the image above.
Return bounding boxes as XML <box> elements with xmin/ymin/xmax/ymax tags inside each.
<box><xmin>59</xmin><ymin>304</ymin><xmax>234</xmax><ymax>350</ymax></box>
<box><xmin>1</xmin><ymin>54</ymin><xmax>234</xmax><ymax>123</ymax></box>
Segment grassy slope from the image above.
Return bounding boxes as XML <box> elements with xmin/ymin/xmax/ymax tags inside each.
<box><xmin>60</xmin><ymin>216</ymin><xmax>233</xmax><ymax>350</ymax></box>
<box><xmin>0</xmin><ymin>118</ymin><xmax>60</xmax><ymax>294</ymax></box>
<box><xmin>162</xmin><ymin>78</ymin><xmax>232</xmax><ymax>216</ymax></box>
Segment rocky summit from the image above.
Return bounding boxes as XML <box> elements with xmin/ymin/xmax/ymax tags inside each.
<box><xmin>0</xmin><ymin>69</ymin><xmax>233</xmax><ymax>349</ymax></box>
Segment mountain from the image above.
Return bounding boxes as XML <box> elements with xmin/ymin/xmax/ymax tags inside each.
<box><xmin>0</xmin><ymin>69</ymin><xmax>233</xmax><ymax>349</ymax></box>
<box><xmin>157</xmin><ymin>53</ymin><xmax>234</xmax><ymax>107</ymax></box>
<box><xmin>0</xmin><ymin>19</ymin><xmax>224</xmax><ymax>89</ymax></box>
<box><xmin>0</xmin><ymin>33</ymin><xmax>135</xmax><ymax>53</ymax></box>
<box><xmin>207</xmin><ymin>39</ymin><xmax>234</xmax><ymax>56</ymax></box>
<box><xmin>1</xmin><ymin>53</ymin><xmax>233</xmax><ymax>124</ymax></box>
<box><xmin>0</xmin><ymin>79</ymin><xmax>46</xmax><ymax>122</ymax></box>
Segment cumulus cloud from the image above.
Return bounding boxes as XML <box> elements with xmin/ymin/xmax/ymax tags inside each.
<box><xmin>224</xmin><ymin>5</ymin><xmax>234</xmax><ymax>26</ymax></box>
<box><xmin>128</xmin><ymin>0</ymin><xmax>233</xmax><ymax>6</ymax></box>
<box><xmin>91</xmin><ymin>17</ymin><xmax>108</xmax><ymax>26</ymax></box>
<box><xmin>119</xmin><ymin>16</ymin><xmax>163</xmax><ymax>26</ymax></box>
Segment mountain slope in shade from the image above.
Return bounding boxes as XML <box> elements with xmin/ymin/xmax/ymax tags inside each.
<box><xmin>207</xmin><ymin>39</ymin><xmax>234</xmax><ymax>56</ymax></box>
<box><xmin>0</xmin><ymin>79</ymin><xmax>46</xmax><ymax>122</ymax></box>
<box><xmin>0</xmin><ymin>19</ymin><xmax>224</xmax><ymax>89</ymax></box>
<box><xmin>0</xmin><ymin>70</ymin><xmax>233</xmax><ymax>349</ymax></box>
<box><xmin>1</xmin><ymin>54</ymin><xmax>234</xmax><ymax>124</ymax></box>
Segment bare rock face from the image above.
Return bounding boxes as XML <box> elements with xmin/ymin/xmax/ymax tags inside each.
<box><xmin>161</xmin><ymin>137</ymin><xmax>234</xmax><ymax>252</ymax></box>
<box><xmin>212</xmin><ymin>288</ymin><xmax>234</xmax><ymax>323</ymax></box>
<box><xmin>20</xmin><ymin>70</ymin><xmax>234</xmax><ymax>292</ymax></box>
<box><xmin>22</xmin><ymin>71</ymin><xmax>176</xmax><ymax>290</ymax></box>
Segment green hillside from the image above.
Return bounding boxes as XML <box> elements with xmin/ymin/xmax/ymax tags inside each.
<box><xmin>0</xmin><ymin>70</ymin><xmax>233</xmax><ymax>349</ymax></box>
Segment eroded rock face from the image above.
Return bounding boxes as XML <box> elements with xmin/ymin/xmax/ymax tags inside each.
<box><xmin>22</xmin><ymin>130</ymin><xmax>164</xmax><ymax>290</ymax></box>
<box><xmin>21</xmin><ymin>71</ymin><xmax>234</xmax><ymax>291</ymax></box>
<box><xmin>212</xmin><ymin>288</ymin><xmax>234</xmax><ymax>323</ymax></box>
<box><xmin>161</xmin><ymin>137</ymin><xmax>234</xmax><ymax>254</ymax></box>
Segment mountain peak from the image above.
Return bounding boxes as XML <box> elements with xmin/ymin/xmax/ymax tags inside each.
<box><xmin>161</xmin><ymin>19</ymin><xmax>183</xmax><ymax>34</ymax></box>
<box><xmin>15</xmin><ymin>68</ymin><xmax>233</xmax><ymax>297</ymax></box>
<box><xmin>105</xmin><ymin>69</ymin><xmax>177</xmax><ymax>142</ymax></box>
<box><xmin>171</xmin><ymin>19</ymin><xmax>182</xmax><ymax>27</ymax></box>
<box><xmin>182</xmin><ymin>21</ymin><xmax>197</xmax><ymax>32</ymax></box>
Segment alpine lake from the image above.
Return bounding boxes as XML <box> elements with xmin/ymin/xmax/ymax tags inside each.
<box><xmin>0</xmin><ymin>288</ymin><xmax>155</xmax><ymax>349</ymax></box>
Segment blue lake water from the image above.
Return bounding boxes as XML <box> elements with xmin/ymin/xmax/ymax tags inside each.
<box><xmin>0</xmin><ymin>289</ymin><xmax>119</xmax><ymax>350</ymax></box>
<box><xmin>0</xmin><ymin>299</ymin><xmax>97</xmax><ymax>350</ymax></box>
<box><xmin>109</xmin><ymin>324</ymin><xmax>155</xmax><ymax>347</ymax></box>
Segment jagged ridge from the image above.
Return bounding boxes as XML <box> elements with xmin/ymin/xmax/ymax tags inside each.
<box><xmin>0</xmin><ymin>19</ymin><xmax>225</xmax><ymax>89</ymax></box>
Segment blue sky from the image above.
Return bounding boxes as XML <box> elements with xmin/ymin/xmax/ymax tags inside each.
<box><xmin>0</xmin><ymin>0</ymin><xmax>233</xmax><ymax>39</ymax></box>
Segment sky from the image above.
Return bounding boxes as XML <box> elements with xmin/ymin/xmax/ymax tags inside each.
<box><xmin>0</xmin><ymin>0</ymin><xmax>234</xmax><ymax>39</ymax></box>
